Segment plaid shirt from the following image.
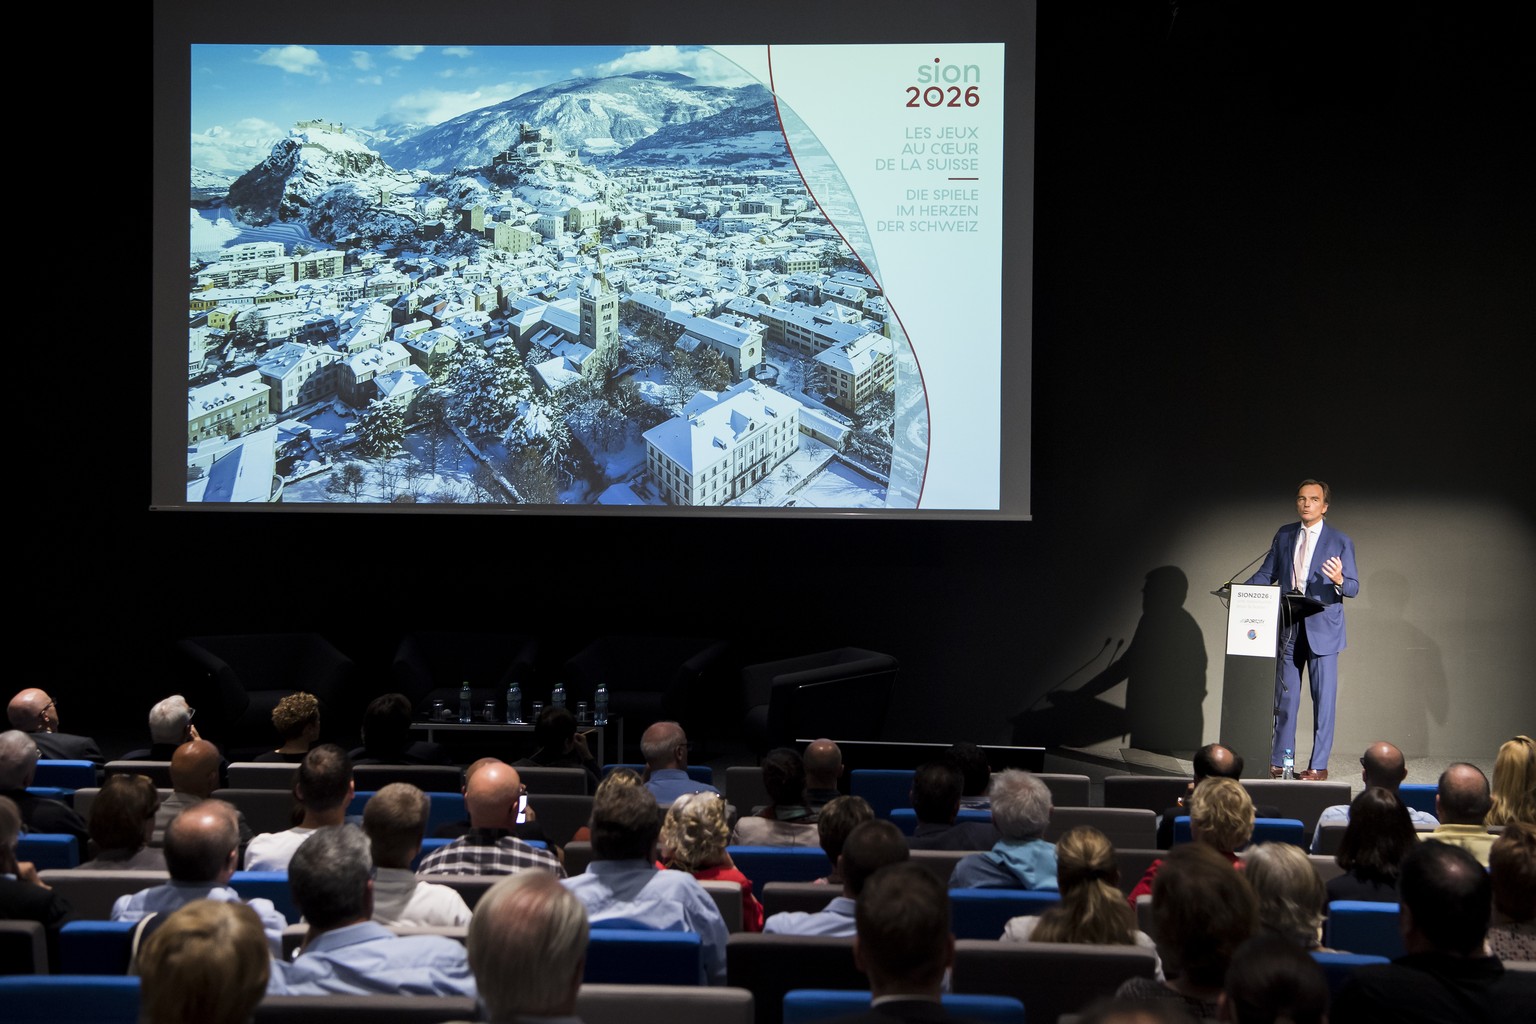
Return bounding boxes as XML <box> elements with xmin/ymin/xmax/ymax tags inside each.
<box><xmin>416</xmin><ymin>827</ymin><xmax>566</xmax><ymax>877</ymax></box>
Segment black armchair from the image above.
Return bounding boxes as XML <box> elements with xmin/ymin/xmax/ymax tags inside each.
<box><xmin>390</xmin><ymin>631</ymin><xmax>540</xmax><ymax>717</ymax></box>
<box><xmin>560</xmin><ymin>635</ymin><xmax>734</xmax><ymax>755</ymax></box>
<box><xmin>740</xmin><ymin>647</ymin><xmax>899</xmax><ymax>755</ymax></box>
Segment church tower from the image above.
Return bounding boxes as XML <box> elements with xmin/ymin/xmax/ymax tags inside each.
<box><xmin>580</xmin><ymin>272</ymin><xmax>619</xmax><ymax>379</ymax></box>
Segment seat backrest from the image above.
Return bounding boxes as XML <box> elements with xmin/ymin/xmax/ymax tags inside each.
<box><xmin>1396</xmin><ymin>783</ymin><xmax>1437</xmax><ymax>817</ymax></box>
<box><xmin>226</xmin><ymin>762</ymin><xmax>301</xmax><ymax>790</ymax></box>
<box><xmin>909</xmin><ymin>848</ymin><xmax>969</xmax><ymax>884</ymax></box>
<box><xmin>725</xmin><ymin>766</ymin><xmax>770</xmax><ymax>815</ymax></box>
<box><xmin>784</xmin><ymin>989</ymin><xmax>1026</xmax><ymax>1024</ymax></box>
<box><xmin>0</xmin><ymin>974</ymin><xmax>140</xmax><ymax>1024</ymax></box>
<box><xmin>949</xmin><ymin>888</ymin><xmax>1062</xmax><ymax>940</ymax></box>
<box><xmin>726</xmin><ymin>933</ymin><xmax>862</xmax><ymax>1024</ymax></box>
<box><xmin>1113</xmin><ymin>848</ymin><xmax>1162</xmax><ymax>896</ymax></box>
<box><xmin>33</xmin><ymin>760</ymin><xmax>98</xmax><ymax>789</ymax></box>
<box><xmin>38</xmin><ymin>869</ymin><xmax>170</xmax><ymax>921</ymax></box>
<box><xmin>1309</xmin><ymin>853</ymin><xmax>1345</xmax><ymax>883</ymax></box>
<box><xmin>584</xmin><ymin>929</ymin><xmax>703</xmax><ymax>985</ymax></box>
<box><xmin>1314</xmin><ymin>822</ymin><xmax>1348</xmax><ymax>855</ymax></box>
<box><xmin>1240</xmin><ymin>780</ymin><xmax>1352</xmax><ymax>833</ymax></box>
<box><xmin>949</xmin><ymin>938</ymin><xmax>1159</xmax><ymax>1024</ymax></box>
<box><xmin>103</xmin><ymin>761</ymin><xmax>174</xmax><ymax>787</ymax></box>
<box><xmin>516</xmin><ymin>766</ymin><xmax>591</xmax><ymax>796</ymax></box>
<box><xmin>1102</xmin><ymin>775</ymin><xmax>1190</xmax><ymax>813</ymax></box>
<box><xmin>74</xmin><ymin>787</ymin><xmax>175</xmax><ymax>825</ymax></box>
<box><xmin>727</xmin><ymin>846</ymin><xmax>831</xmax><ymax>889</ymax></box>
<box><xmin>230</xmin><ymin>870</ymin><xmax>300</xmax><ymax>923</ymax></box>
<box><xmin>607</xmin><ymin>763</ymin><xmax>715</xmax><ymax>785</ymax></box>
<box><xmin>848</xmin><ymin>769</ymin><xmax>915</xmax><ymax>820</ymax></box>
<box><xmin>415</xmin><ymin>873</ymin><xmax>498</xmax><ymax>911</ymax></box>
<box><xmin>1325</xmin><ymin>900</ymin><xmax>1404</xmax><ymax>958</ymax></box>
<box><xmin>1311</xmin><ymin>950</ymin><xmax>1390</xmax><ymax>1000</ymax></box>
<box><xmin>1034</xmin><ymin>773</ymin><xmax>1092</xmax><ymax>808</ymax></box>
<box><xmin>58</xmin><ymin>920</ymin><xmax>138</xmax><ymax>974</ymax></box>
<box><xmin>1046</xmin><ymin>807</ymin><xmax>1157</xmax><ymax>849</ymax></box>
<box><xmin>1135</xmin><ymin>894</ymin><xmax>1154</xmax><ymax>938</ymax></box>
<box><xmin>699</xmin><ymin>878</ymin><xmax>746</xmax><ymax>932</ymax></box>
<box><xmin>888</xmin><ymin>806</ymin><xmax>993</xmax><ymax>836</ymax></box>
<box><xmin>760</xmin><ymin>881</ymin><xmax>838</xmax><ymax>919</ymax></box>
<box><xmin>0</xmin><ymin>920</ymin><xmax>49</xmax><ymax>975</ymax></box>
<box><xmin>578</xmin><ymin>983</ymin><xmax>755</xmax><ymax>1024</ymax></box>
<box><xmin>352</xmin><ymin>764</ymin><xmax>463</xmax><ymax>793</ymax></box>
<box><xmin>349</xmin><ymin>790</ymin><xmax>467</xmax><ymax>839</ymax></box>
<box><xmin>16</xmin><ymin>834</ymin><xmax>79</xmax><ymax>870</ymax></box>
<box><xmin>526</xmin><ymin>793</ymin><xmax>595</xmax><ymax>849</ymax></box>
<box><xmin>254</xmin><ymin>995</ymin><xmax>478</xmax><ymax>1023</ymax></box>
<box><xmin>214</xmin><ymin>787</ymin><xmax>299</xmax><ymax>836</ymax></box>
<box><xmin>564</xmin><ymin>840</ymin><xmax>594</xmax><ymax>876</ymax></box>
<box><xmin>1170</xmin><ymin>815</ymin><xmax>1307</xmax><ymax>848</ymax></box>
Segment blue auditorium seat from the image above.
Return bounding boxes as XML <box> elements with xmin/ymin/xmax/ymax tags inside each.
<box><xmin>1172</xmin><ymin>816</ymin><xmax>1307</xmax><ymax>848</ymax></box>
<box><xmin>16</xmin><ymin>833</ymin><xmax>79</xmax><ymax>869</ymax></box>
<box><xmin>888</xmin><ymin>807</ymin><xmax>993</xmax><ymax>836</ymax></box>
<box><xmin>349</xmin><ymin>790</ymin><xmax>468</xmax><ymax>837</ymax></box>
<box><xmin>1325</xmin><ymin>901</ymin><xmax>1404</xmax><ymax>958</ymax></box>
<box><xmin>949</xmin><ymin>887</ymin><xmax>1061</xmax><ymax>939</ymax></box>
<box><xmin>848</xmin><ymin>770</ymin><xmax>915</xmax><ymax>820</ymax></box>
<box><xmin>32</xmin><ymin>760</ymin><xmax>97</xmax><ymax>789</ymax></box>
<box><xmin>1397</xmin><ymin>783</ymin><xmax>1437</xmax><ymax>817</ymax></box>
<box><xmin>58</xmin><ymin>920</ymin><xmax>138</xmax><ymax>974</ymax></box>
<box><xmin>1311</xmin><ymin>950</ymin><xmax>1390</xmax><ymax>999</ymax></box>
<box><xmin>784</xmin><ymin>989</ymin><xmax>1026</xmax><ymax>1023</ymax></box>
<box><xmin>0</xmin><ymin>974</ymin><xmax>140</xmax><ymax>1024</ymax></box>
<box><xmin>230</xmin><ymin>870</ymin><xmax>299</xmax><ymax>923</ymax></box>
<box><xmin>584</xmin><ymin>929</ymin><xmax>704</xmax><ymax>985</ymax></box>
<box><xmin>605</xmin><ymin>763</ymin><xmax>715</xmax><ymax>785</ymax></box>
<box><xmin>727</xmin><ymin>846</ymin><xmax>831</xmax><ymax>888</ymax></box>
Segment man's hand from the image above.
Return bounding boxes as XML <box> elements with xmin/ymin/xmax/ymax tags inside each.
<box><xmin>17</xmin><ymin>861</ymin><xmax>49</xmax><ymax>888</ymax></box>
<box><xmin>1322</xmin><ymin>555</ymin><xmax>1345</xmax><ymax>586</ymax></box>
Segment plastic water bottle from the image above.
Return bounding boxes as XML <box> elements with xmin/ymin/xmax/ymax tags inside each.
<box><xmin>506</xmin><ymin>680</ymin><xmax>523</xmax><ymax>724</ymax></box>
<box><xmin>1282</xmin><ymin>748</ymin><xmax>1295</xmax><ymax>780</ymax></box>
<box><xmin>459</xmin><ymin>680</ymin><xmax>472</xmax><ymax>723</ymax></box>
<box><xmin>594</xmin><ymin>683</ymin><xmax>609</xmax><ymax>725</ymax></box>
<box><xmin>551</xmin><ymin>681</ymin><xmax>567</xmax><ymax>708</ymax></box>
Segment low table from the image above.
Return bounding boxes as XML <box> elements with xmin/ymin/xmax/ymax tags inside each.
<box><xmin>410</xmin><ymin>717</ymin><xmax>620</xmax><ymax>767</ymax></box>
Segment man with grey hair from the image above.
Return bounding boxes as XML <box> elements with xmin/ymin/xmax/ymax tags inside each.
<box><xmin>268</xmin><ymin>824</ymin><xmax>476</xmax><ymax>996</ymax></box>
<box><xmin>949</xmin><ymin>769</ymin><xmax>1058</xmax><ymax>889</ymax></box>
<box><xmin>121</xmin><ymin>695</ymin><xmax>212</xmax><ymax>764</ymax></box>
<box><xmin>640</xmin><ymin>720</ymin><xmax>720</xmax><ymax>805</ymax></box>
<box><xmin>0</xmin><ymin>729</ymin><xmax>89</xmax><ymax>845</ymax></box>
<box><xmin>111</xmin><ymin>798</ymin><xmax>288</xmax><ymax>955</ymax></box>
<box><xmin>469</xmin><ymin>870</ymin><xmax>590</xmax><ymax>1022</ymax></box>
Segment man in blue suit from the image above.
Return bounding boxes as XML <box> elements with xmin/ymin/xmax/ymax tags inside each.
<box><xmin>1246</xmin><ymin>479</ymin><xmax>1360</xmax><ymax>780</ymax></box>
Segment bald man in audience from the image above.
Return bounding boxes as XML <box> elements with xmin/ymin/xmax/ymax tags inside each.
<box><xmin>153</xmin><ymin>738</ymin><xmax>253</xmax><ymax>850</ymax></box>
<box><xmin>112</xmin><ymin>799</ymin><xmax>288</xmax><ymax>955</ymax></box>
<box><xmin>640</xmin><ymin>721</ymin><xmax>721</xmax><ymax>805</ymax></box>
<box><xmin>417</xmin><ymin>760</ymin><xmax>565</xmax><ymax>876</ymax></box>
<box><xmin>1310</xmin><ymin>740</ymin><xmax>1439</xmax><ymax>852</ymax></box>
<box><xmin>468</xmin><ymin>870</ymin><xmax>591</xmax><ymax>1023</ymax></box>
<box><xmin>1424</xmin><ymin>762</ymin><xmax>1497</xmax><ymax>867</ymax></box>
<box><xmin>803</xmin><ymin>738</ymin><xmax>845</xmax><ymax>811</ymax></box>
<box><xmin>7</xmin><ymin>688</ymin><xmax>101</xmax><ymax>762</ymax></box>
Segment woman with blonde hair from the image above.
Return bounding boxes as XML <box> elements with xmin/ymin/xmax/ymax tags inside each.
<box><xmin>136</xmin><ymin>898</ymin><xmax>270</xmax><ymax>1024</ymax></box>
<box><xmin>1487</xmin><ymin>735</ymin><xmax>1536</xmax><ymax>827</ymax></box>
<box><xmin>1128</xmin><ymin>776</ymin><xmax>1254</xmax><ymax>904</ymax></box>
<box><xmin>659</xmin><ymin>790</ymin><xmax>764</xmax><ymax>931</ymax></box>
<box><xmin>1002</xmin><ymin>826</ymin><xmax>1162</xmax><ymax>974</ymax></box>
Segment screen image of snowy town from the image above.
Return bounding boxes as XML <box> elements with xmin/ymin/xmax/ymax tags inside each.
<box><xmin>188</xmin><ymin>44</ymin><xmax>928</xmax><ymax>508</ymax></box>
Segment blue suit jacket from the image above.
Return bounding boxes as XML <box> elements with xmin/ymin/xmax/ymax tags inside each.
<box><xmin>1246</xmin><ymin>521</ymin><xmax>1359</xmax><ymax>655</ymax></box>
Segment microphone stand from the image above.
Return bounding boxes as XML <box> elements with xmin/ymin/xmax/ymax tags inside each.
<box><xmin>1018</xmin><ymin>637</ymin><xmax>1119</xmax><ymax>716</ymax></box>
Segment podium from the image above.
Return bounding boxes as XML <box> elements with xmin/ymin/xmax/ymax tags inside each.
<box><xmin>1214</xmin><ymin>584</ymin><xmax>1324</xmax><ymax>776</ymax></box>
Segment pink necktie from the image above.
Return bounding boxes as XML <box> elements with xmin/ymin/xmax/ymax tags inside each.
<box><xmin>1294</xmin><ymin>530</ymin><xmax>1310</xmax><ymax>590</ymax></box>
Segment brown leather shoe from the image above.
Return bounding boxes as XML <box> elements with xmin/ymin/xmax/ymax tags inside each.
<box><xmin>1269</xmin><ymin>765</ymin><xmax>1285</xmax><ymax>779</ymax></box>
<box><xmin>1300</xmin><ymin>768</ymin><xmax>1329</xmax><ymax>781</ymax></box>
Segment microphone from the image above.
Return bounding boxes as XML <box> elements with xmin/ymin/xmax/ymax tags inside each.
<box><xmin>1211</xmin><ymin>550</ymin><xmax>1268</xmax><ymax>597</ymax></box>
<box><xmin>1108</xmin><ymin>637</ymin><xmax>1126</xmax><ymax>662</ymax></box>
<box><xmin>1019</xmin><ymin>637</ymin><xmax>1113</xmax><ymax>716</ymax></box>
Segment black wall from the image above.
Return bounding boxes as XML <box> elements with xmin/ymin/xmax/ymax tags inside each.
<box><xmin>109</xmin><ymin>4</ymin><xmax>1532</xmax><ymax>760</ymax></box>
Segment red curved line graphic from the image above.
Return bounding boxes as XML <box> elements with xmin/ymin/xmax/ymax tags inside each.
<box><xmin>766</xmin><ymin>44</ymin><xmax>931</xmax><ymax>509</ymax></box>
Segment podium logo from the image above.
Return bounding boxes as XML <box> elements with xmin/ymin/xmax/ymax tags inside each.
<box><xmin>1246</xmin><ymin>629</ymin><xmax>1258</xmax><ymax>640</ymax></box>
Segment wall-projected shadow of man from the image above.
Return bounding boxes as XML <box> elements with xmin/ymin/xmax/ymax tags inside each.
<box><xmin>1013</xmin><ymin>566</ymin><xmax>1207</xmax><ymax>756</ymax></box>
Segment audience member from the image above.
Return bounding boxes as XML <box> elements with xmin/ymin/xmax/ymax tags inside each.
<box><xmin>1158</xmin><ymin>744</ymin><xmax>1277</xmax><ymax>850</ymax></box>
<box><xmin>153</xmin><ymin>738</ymin><xmax>253</xmax><ymax>851</ymax></box>
<box><xmin>112</xmin><ymin>799</ymin><xmax>288</xmax><ymax>955</ymax></box>
<box><xmin>659</xmin><ymin>790</ymin><xmax>764</xmax><ymax>932</ymax></box>
<box><xmin>730</xmin><ymin>746</ymin><xmax>821</xmax><ymax>846</ymax></box>
<box><xmin>1075</xmin><ymin>999</ymin><xmax>1198</xmax><ymax>1024</ymax></box>
<box><xmin>363</xmin><ymin>782</ymin><xmax>472</xmax><ymax>927</ymax></box>
<box><xmin>348</xmin><ymin>692</ymin><xmax>451</xmax><ymax>766</ymax></box>
<box><xmin>1486</xmin><ymin>734</ymin><xmax>1536</xmax><ymax>828</ymax></box>
<box><xmin>6</xmin><ymin>688</ymin><xmax>101</xmax><ymax>762</ymax></box>
<box><xmin>950</xmin><ymin>769</ymin><xmax>1057</xmax><ymax>889</ymax></box>
<box><xmin>1486</xmin><ymin>821</ymin><xmax>1536</xmax><ymax>962</ymax></box>
<box><xmin>1115</xmin><ymin>842</ymin><xmax>1258</xmax><ymax>1019</ymax></box>
<box><xmin>0</xmin><ymin>794</ymin><xmax>73</xmax><ymax>963</ymax></box>
<box><xmin>243</xmin><ymin>743</ymin><xmax>355</xmax><ymax>871</ymax></box>
<box><xmin>1310</xmin><ymin>740</ymin><xmax>1438</xmax><ymax>852</ymax></box>
<box><xmin>763</xmin><ymin>818</ymin><xmax>910</xmax><ymax>936</ymax></box>
<box><xmin>803</xmin><ymin>738</ymin><xmax>845</xmax><ymax>811</ymax></box>
<box><xmin>135</xmin><ymin>899</ymin><xmax>270</xmax><ymax>1024</ymax></box>
<box><xmin>430</xmin><ymin>757</ymin><xmax>550</xmax><ymax>846</ymax></box>
<box><xmin>947</xmin><ymin>742</ymin><xmax>993</xmax><ymax>809</ymax></box>
<box><xmin>814</xmin><ymin>794</ymin><xmax>875</xmax><ymax>885</ymax></box>
<box><xmin>906</xmin><ymin>759</ymin><xmax>1000</xmax><ymax>851</ymax></box>
<box><xmin>1240</xmin><ymin>842</ymin><xmax>1329</xmax><ymax>950</ymax></box>
<box><xmin>79</xmin><ymin>772</ymin><xmax>167</xmax><ymax>870</ymax></box>
<box><xmin>1333</xmin><ymin>839</ymin><xmax>1536</xmax><ymax>1021</ymax></box>
<box><xmin>640</xmin><ymin>720</ymin><xmax>720</xmax><ymax>804</ymax></box>
<box><xmin>513</xmin><ymin>703</ymin><xmax>601</xmax><ymax>790</ymax></box>
<box><xmin>268</xmin><ymin>824</ymin><xmax>476</xmax><ymax>996</ymax></box>
<box><xmin>417</xmin><ymin>760</ymin><xmax>564</xmax><ymax>876</ymax></box>
<box><xmin>0</xmin><ymin>729</ymin><xmax>89</xmax><ymax>845</ymax></box>
<box><xmin>1003</xmin><ymin>825</ymin><xmax>1161</xmax><ymax>974</ymax></box>
<box><xmin>121</xmin><ymin>694</ymin><xmax>202</xmax><ymax>762</ymax></box>
<box><xmin>468</xmin><ymin>870</ymin><xmax>590</xmax><ymax>1023</ymax></box>
<box><xmin>1218</xmin><ymin>933</ymin><xmax>1329</xmax><ymax>1024</ymax></box>
<box><xmin>253</xmin><ymin>691</ymin><xmax>321</xmax><ymax>763</ymax></box>
<box><xmin>561</xmin><ymin>775</ymin><xmax>728</xmax><ymax>983</ymax></box>
<box><xmin>1425</xmin><ymin>762</ymin><xmax>1496</xmax><ymax>866</ymax></box>
<box><xmin>1327</xmin><ymin>786</ymin><xmax>1419</xmax><ymax>903</ymax></box>
<box><xmin>828</xmin><ymin>861</ymin><xmax>961</xmax><ymax>1022</ymax></box>
<box><xmin>1129</xmin><ymin>776</ymin><xmax>1254</xmax><ymax>905</ymax></box>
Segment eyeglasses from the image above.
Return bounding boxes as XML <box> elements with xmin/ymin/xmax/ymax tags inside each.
<box><xmin>42</xmin><ymin>700</ymin><xmax>57</xmax><ymax>713</ymax></box>
<box><xmin>186</xmin><ymin>708</ymin><xmax>196</xmax><ymax>723</ymax></box>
